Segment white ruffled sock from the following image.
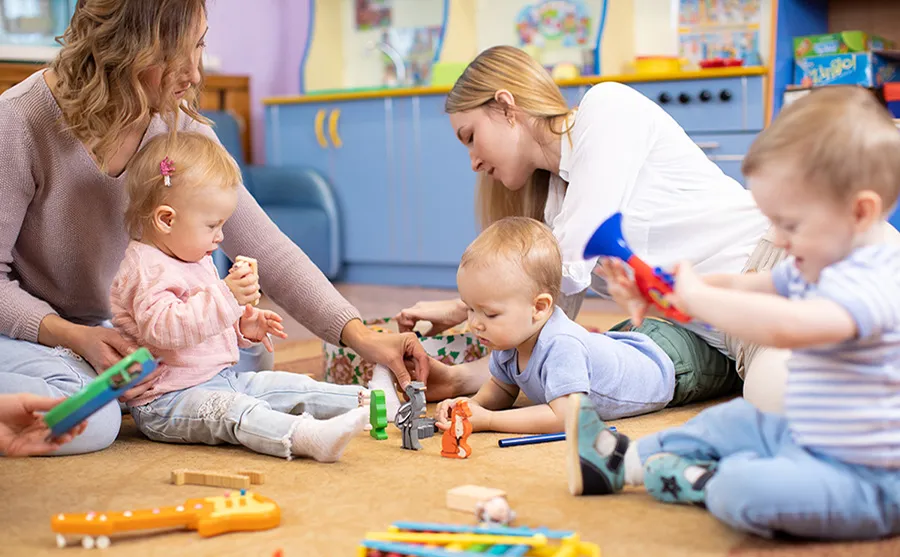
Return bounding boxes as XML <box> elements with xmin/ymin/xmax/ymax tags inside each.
<box><xmin>290</xmin><ymin>407</ymin><xmax>368</xmax><ymax>463</ymax></box>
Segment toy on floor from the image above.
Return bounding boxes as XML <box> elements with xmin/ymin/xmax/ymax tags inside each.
<box><xmin>171</xmin><ymin>469</ymin><xmax>266</xmax><ymax>489</ymax></box>
<box><xmin>475</xmin><ymin>496</ymin><xmax>516</xmax><ymax>527</ymax></box>
<box><xmin>368</xmin><ymin>364</ymin><xmax>401</xmax><ymax>420</ymax></box>
<box><xmin>498</xmin><ymin>427</ymin><xmax>616</xmax><ymax>448</ymax></box>
<box><xmin>446</xmin><ymin>485</ymin><xmax>507</xmax><ymax>514</ymax></box>
<box><xmin>358</xmin><ymin>521</ymin><xmax>600</xmax><ymax>556</ymax></box>
<box><xmin>583</xmin><ymin>211</ymin><xmax>691</xmax><ymax>323</ymax></box>
<box><xmin>234</xmin><ymin>255</ymin><xmax>259</xmax><ymax>306</ymax></box>
<box><xmin>394</xmin><ymin>381</ymin><xmax>436</xmax><ymax>450</ymax></box>
<box><xmin>369</xmin><ymin>390</ymin><xmax>389</xmax><ymax>440</ymax></box>
<box><xmin>51</xmin><ymin>490</ymin><xmax>280</xmax><ymax>549</ymax></box>
<box><xmin>43</xmin><ymin>347</ymin><xmax>159</xmax><ymax>439</ymax></box>
<box><xmin>440</xmin><ymin>400</ymin><xmax>473</xmax><ymax>459</ymax></box>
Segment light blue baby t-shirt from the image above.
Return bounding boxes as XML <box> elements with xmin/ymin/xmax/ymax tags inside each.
<box><xmin>489</xmin><ymin>307</ymin><xmax>675</xmax><ymax>419</ymax></box>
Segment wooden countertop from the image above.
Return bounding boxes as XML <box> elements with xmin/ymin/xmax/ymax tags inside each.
<box><xmin>264</xmin><ymin>66</ymin><xmax>768</xmax><ymax>105</ymax></box>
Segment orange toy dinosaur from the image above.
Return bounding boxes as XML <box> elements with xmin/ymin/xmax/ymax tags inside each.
<box><xmin>441</xmin><ymin>401</ymin><xmax>473</xmax><ymax>459</ymax></box>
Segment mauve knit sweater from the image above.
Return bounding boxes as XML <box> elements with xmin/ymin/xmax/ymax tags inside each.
<box><xmin>0</xmin><ymin>71</ymin><xmax>359</xmax><ymax>345</ymax></box>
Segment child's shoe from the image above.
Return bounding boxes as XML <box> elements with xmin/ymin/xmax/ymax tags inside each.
<box><xmin>643</xmin><ymin>453</ymin><xmax>716</xmax><ymax>507</ymax></box>
<box><xmin>566</xmin><ymin>393</ymin><xmax>630</xmax><ymax>496</ymax></box>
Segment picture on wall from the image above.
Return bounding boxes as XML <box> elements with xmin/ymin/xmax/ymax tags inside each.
<box><xmin>514</xmin><ymin>0</ymin><xmax>596</xmax><ymax>75</ymax></box>
<box><xmin>356</xmin><ymin>0</ymin><xmax>391</xmax><ymax>30</ymax></box>
<box><xmin>515</xmin><ymin>0</ymin><xmax>592</xmax><ymax>48</ymax></box>
<box><xmin>677</xmin><ymin>0</ymin><xmax>762</xmax><ymax>67</ymax></box>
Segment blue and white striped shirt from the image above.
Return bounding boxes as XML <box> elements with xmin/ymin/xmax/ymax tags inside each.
<box><xmin>772</xmin><ymin>245</ymin><xmax>900</xmax><ymax>468</ymax></box>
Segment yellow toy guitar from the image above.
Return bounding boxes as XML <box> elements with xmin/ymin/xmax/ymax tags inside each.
<box><xmin>51</xmin><ymin>491</ymin><xmax>280</xmax><ymax>549</ymax></box>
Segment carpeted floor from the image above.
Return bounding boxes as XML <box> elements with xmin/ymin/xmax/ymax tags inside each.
<box><xmin>3</xmin><ymin>306</ymin><xmax>898</xmax><ymax>556</ymax></box>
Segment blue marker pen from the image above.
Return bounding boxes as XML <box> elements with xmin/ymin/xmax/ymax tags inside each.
<box><xmin>498</xmin><ymin>427</ymin><xmax>616</xmax><ymax>448</ymax></box>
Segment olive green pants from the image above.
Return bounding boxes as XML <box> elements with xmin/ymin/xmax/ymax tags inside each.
<box><xmin>610</xmin><ymin>318</ymin><xmax>742</xmax><ymax>407</ymax></box>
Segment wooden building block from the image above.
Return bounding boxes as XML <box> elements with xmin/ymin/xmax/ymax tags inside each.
<box><xmin>446</xmin><ymin>485</ymin><xmax>507</xmax><ymax>513</ymax></box>
<box><xmin>171</xmin><ymin>469</ymin><xmax>251</xmax><ymax>490</ymax></box>
<box><xmin>234</xmin><ymin>256</ymin><xmax>259</xmax><ymax>305</ymax></box>
<box><xmin>237</xmin><ymin>470</ymin><xmax>266</xmax><ymax>485</ymax></box>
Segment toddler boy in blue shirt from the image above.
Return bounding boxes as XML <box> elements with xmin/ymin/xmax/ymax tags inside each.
<box><xmin>435</xmin><ymin>216</ymin><xmax>737</xmax><ymax>434</ymax></box>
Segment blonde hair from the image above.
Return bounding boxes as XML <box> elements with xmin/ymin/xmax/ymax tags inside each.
<box><xmin>51</xmin><ymin>0</ymin><xmax>209</xmax><ymax>169</ymax></box>
<box><xmin>446</xmin><ymin>46</ymin><xmax>573</xmax><ymax>230</ymax></box>
<box><xmin>459</xmin><ymin>216</ymin><xmax>562</xmax><ymax>303</ymax></box>
<box><xmin>124</xmin><ymin>132</ymin><xmax>241</xmax><ymax>239</ymax></box>
<box><xmin>743</xmin><ymin>86</ymin><xmax>900</xmax><ymax>209</ymax></box>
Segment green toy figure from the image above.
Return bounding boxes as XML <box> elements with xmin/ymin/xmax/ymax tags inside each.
<box><xmin>370</xmin><ymin>390</ymin><xmax>388</xmax><ymax>440</ymax></box>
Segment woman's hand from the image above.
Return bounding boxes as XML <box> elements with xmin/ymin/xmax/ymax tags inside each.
<box><xmin>0</xmin><ymin>394</ymin><xmax>88</xmax><ymax>457</ymax></box>
<box><xmin>596</xmin><ymin>258</ymin><xmax>650</xmax><ymax>326</ymax></box>
<box><xmin>341</xmin><ymin>320</ymin><xmax>430</xmax><ymax>391</ymax></box>
<box><xmin>224</xmin><ymin>264</ymin><xmax>261</xmax><ymax>306</ymax></box>
<box><xmin>238</xmin><ymin>305</ymin><xmax>288</xmax><ymax>352</ymax></box>
<box><xmin>435</xmin><ymin>397</ymin><xmax>491</xmax><ymax>432</ymax></box>
<box><xmin>68</xmin><ymin>324</ymin><xmax>140</xmax><ymax>374</ymax></box>
<box><xmin>394</xmin><ymin>299</ymin><xmax>468</xmax><ymax>335</ymax></box>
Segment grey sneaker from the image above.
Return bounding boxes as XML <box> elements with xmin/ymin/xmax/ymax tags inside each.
<box><xmin>566</xmin><ymin>393</ymin><xmax>630</xmax><ymax>496</ymax></box>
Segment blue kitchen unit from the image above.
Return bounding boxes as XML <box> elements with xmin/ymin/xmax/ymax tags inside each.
<box><xmin>264</xmin><ymin>67</ymin><xmax>767</xmax><ymax>288</ymax></box>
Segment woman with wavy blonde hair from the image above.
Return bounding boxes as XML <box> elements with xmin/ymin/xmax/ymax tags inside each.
<box><xmin>0</xmin><ymin>0</ymin><xmax>430</xmax><ymax>456</ymax></box>
<box><xmin>398</xmin><ymin>45</ymin><xmax>829</xmax><ymax>414</ymax></box>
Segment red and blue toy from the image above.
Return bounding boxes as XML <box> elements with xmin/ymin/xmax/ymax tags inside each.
<box><xmin>583</xmin><ymin>212</ymin><xmax>692</xmax><ymax>323</ymax></box>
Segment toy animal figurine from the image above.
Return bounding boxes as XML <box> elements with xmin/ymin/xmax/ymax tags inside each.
<box><xmin>369</xmin><ymin>390</ymin><xmax>389</xmax><ymax>440</ymax></box>
<box><xmin>441</xmin><ymin>400</ymin><xmax>473</xmax><ymax>459</ymax></box>
<box><xmin>475</xmin><ymin>496</ymin><xmax>517</xmax><ymax>527</ymax></box>
<box><xmin>583</xmin><ymin>212</ymin><xmax>691</xmax><ymax>323</ymax></box>
<box><xmin>394</xmin><ymin>381</ymin><xmax>436</xmax><ymax>450</ymax></box>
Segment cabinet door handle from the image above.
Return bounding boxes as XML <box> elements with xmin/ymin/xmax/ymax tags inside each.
<box><xmin>708</xmin><ymin>154</ymin><xmax>744</xmax><ymax>162</ymax></box>
<box><xmin>695</xmin><ymin>142</ymin><xmax>720</xmax><ymax>150</ymax></box>
<box><xmin>314</xmin><ymin>109</ymin><xmax>329</xmax><ymax>148</ymax></box>
<box><xmin>328</xmin><ymin>109</ymin><xmax>343</xmax><ymax>148</ymax></box>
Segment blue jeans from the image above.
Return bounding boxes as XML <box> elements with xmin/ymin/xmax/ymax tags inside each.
<box><xmin>637</xmin><ymin>398</ymin><xmax>900</xmax><ymax>539</ymax></box>
<box><xmin>130</xmin><ymin>367</ymin><xmax>364</xmax><ymax>458</ymax></box>
<box><xmin>0</xmin><ymin>333</ymin><xmax>274</xmax><ymax>456</ymax></box>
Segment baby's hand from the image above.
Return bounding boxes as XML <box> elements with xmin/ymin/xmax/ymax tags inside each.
<box><xmin>435</xmin><ymin>397</ymin><xmax>469</xmax><ymax>430</ymax></box>
<box><xmin>436</xmin><ymin>397</ymin><xmax>491</xmax><ymax>432</ymax></box>
<box><xmin>224</xmin><ymin>264</ymin><xmax>260</xmax><ymax>306</ymax></box>
<box><xmin>671</xmin><ymin>261</ymin><xmax>704</xmax><ymax>316</ymax></box>
<box><xmin>239</xmin><ymin>305</ymin><xmax>288</xmax><ymax>352</ymax></box>
<box><xmin>596</xmin><ymin>258</ymin><xmax>650</xmax><ymax>326</ymax></box>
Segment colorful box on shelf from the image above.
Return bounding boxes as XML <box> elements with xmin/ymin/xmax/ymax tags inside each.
<box><xmin>324</xmin><ymin>317</ymin><xmax>488</xmax><ymax>386</ymax></box>
<box><xmin>794</xmin><ymin>51</ymin><xmax>900</xmax><ymax>88</ymax></box>
<box><xmin>793</xmin><ymin>31</ymin><xmax>895</xmax><ymax>59</ymax></box>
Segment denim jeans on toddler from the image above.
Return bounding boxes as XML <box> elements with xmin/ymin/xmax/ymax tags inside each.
<box><xmin>130</xmin><ymin>366</ymin><xmax>366</xmax><ymax>459</ymax></box>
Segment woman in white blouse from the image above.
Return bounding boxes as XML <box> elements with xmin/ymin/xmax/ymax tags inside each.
<box><xmin>400</xmin><ymin>46</ymin><xmax>791</xmax><ymax>411</ymax></box>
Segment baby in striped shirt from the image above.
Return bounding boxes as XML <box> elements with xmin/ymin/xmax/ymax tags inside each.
<box><xmin>110</xmin><ymin>132</ymin><xmax>368</xmax><ymax>463</ymax></box>
<box><xmin>566</xmin><ymin>86</ymin><xmax>900</xmax><ymax>540</ymax></box>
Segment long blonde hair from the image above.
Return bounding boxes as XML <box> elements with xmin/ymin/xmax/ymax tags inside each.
<box><xmin>124</xmin><ymin>132</ymin><xmax>241</xmax><ymax>240</ymax></box>
<box><xmin>446</xmin><ymin>46</ymin><xmax>573</xmax><ymax>230</ymax></box>
<box><xmin>51</xmin><ymin>0</ymin><xmax>209</xmax><ymax>169</ymax></box>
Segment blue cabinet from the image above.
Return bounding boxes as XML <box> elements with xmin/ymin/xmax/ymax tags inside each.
<box><xmin>403</xmin><ymin>95</ymin><xmax>479</xmax><ymax>267</ymax></box>
<box><xmin>267</xmin><ymin>94</ymin><xmax>477</xmax><ymax>287</ymax></box>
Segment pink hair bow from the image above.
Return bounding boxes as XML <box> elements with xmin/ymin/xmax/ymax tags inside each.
<box><xmin>160</xmin><ymin>157</ymin><xmax>175</xmax><ymax>187</ymax></box>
